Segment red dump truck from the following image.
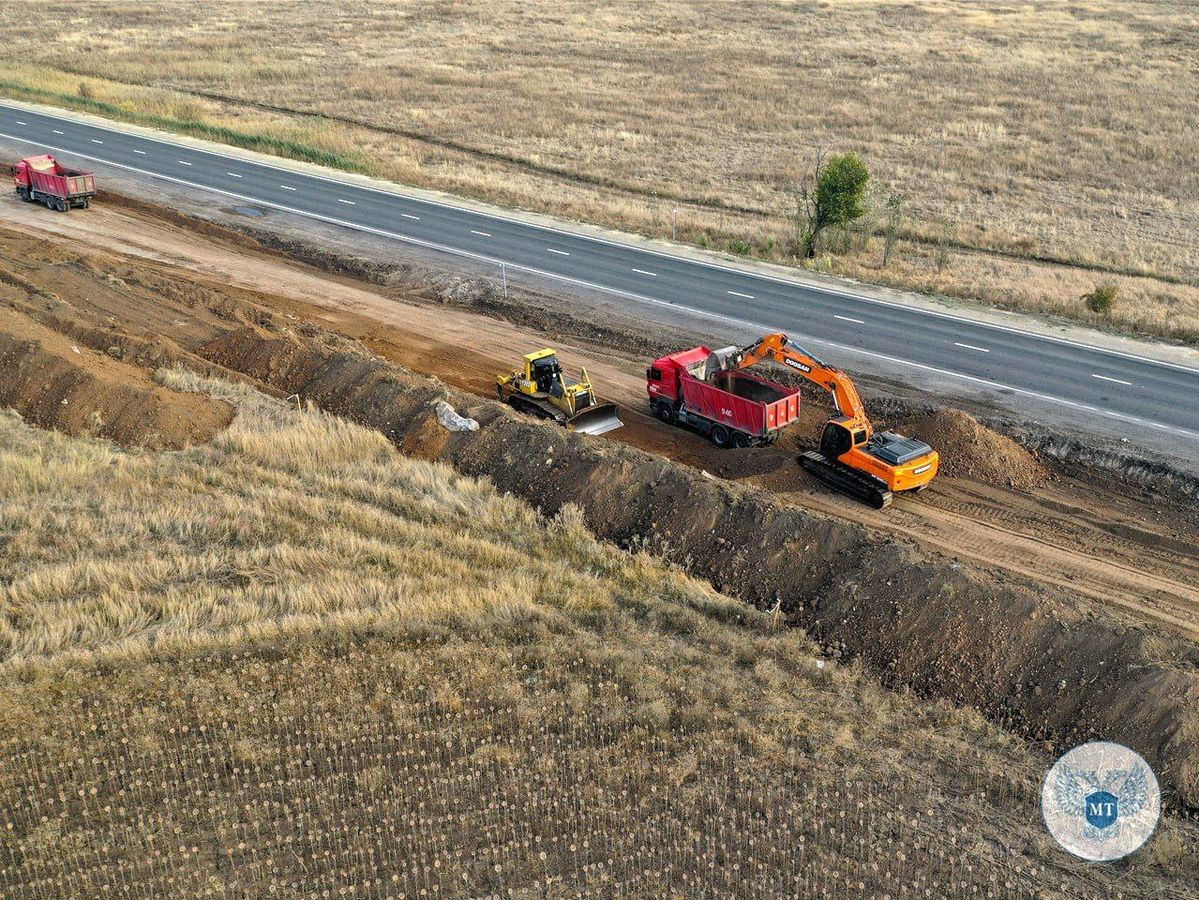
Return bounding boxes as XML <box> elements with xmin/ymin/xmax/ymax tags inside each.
<box><xmin>13</xmin><ymin>155</ymin><xmax>96</xmax><ymax>211</ymax></box>
<box><xmin>647</xmin><ymin>345</ymin><xmax>800</xmax><ymax>447</ymax></box>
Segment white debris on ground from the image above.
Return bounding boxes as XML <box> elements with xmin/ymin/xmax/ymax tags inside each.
<box><xmin>434</xmin><ymin>400</ymin><xmax>479</xmax><ymax>432</ymax></box>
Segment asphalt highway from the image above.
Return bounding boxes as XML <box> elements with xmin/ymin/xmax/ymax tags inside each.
<box><xmin>3</xmin><ymin>101</ymin><xmax>1197</xmax><ymax>442</ymax></box>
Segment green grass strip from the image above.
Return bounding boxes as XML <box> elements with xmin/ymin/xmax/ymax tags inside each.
<box><xmin>0</xmin><ymin>79</ymin><xmax>372</xmax><ymax>174</ymax></box>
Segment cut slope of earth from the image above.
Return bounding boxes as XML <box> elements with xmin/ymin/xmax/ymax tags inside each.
<box><xmin>6</xmin><ymin>381</ymin><xmax>1196</xmax><ymax>894</ymax></box>
<box><xmin>0</xmin><ymin>306</ymin><xmax>232</xmax><ymax>450</ymax></box>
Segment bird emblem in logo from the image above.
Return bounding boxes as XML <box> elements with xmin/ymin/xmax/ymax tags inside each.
<box><xmin>1042</xmin><ymin>741</ymin><xmax>1160</xmax><ymax>861</ymax></box>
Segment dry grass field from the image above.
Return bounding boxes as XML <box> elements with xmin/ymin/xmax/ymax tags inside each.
<box><xmin>1</xmin><ymin>1</ymin><xmax>1198</xmax><ymax>341</ymax></box>
<box><xmin>2</xmin><ymin>376</ymin><xmax>1196</xmax><ymax>895</ymax></box>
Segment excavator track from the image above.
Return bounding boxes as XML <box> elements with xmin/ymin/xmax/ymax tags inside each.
<box><xmin>798</xmin><ymin>451</ymin><xmax>893</xmax><ymax>510</ymax></box>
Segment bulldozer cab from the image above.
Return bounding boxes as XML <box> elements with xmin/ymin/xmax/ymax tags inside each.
<box><xmin>525</xmin><ymin>350</ymin><xmax>564</xmax><ymax>395</ymax></box>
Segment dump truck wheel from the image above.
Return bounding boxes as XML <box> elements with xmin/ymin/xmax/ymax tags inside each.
<box><xmin>654</xmin><ymin>402</ymin><xmax>677</xmax><ymax>425</ymax></box>
<box><xmin>732</xmin><ymin>432</ymin><xmax>749</xmax><ymax>449</ymax></box>
<box><xmin>710</xmin><ymin>425</ymin><xmax>731</xmax><ymax>448</ymax></box>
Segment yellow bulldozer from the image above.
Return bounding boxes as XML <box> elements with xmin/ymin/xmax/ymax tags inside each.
<box><xmin>497</xmin><ymin>349</ymin><xmax>624</xmax><ymax>436</ymax></box>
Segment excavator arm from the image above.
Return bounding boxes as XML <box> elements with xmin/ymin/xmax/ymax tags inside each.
<box><xmin>729</xmin><ymin>333</ymin><xmax>868</xmax><ymax>427</ymax></box>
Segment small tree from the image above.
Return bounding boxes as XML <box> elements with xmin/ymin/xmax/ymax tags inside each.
<box><xmin>793</xmin><ymin>150</ymin><xmax>871</xmax><ymax>258</ymax></box>
<box><xmin>882</xmin><ymin>193</ymin><xmax>903</xmax><ymax>267</ymax></box>
<box><xmin>1082</xmin><ymin>281</ymin><xmax>1118</xmax><ymax>315</ymax></box>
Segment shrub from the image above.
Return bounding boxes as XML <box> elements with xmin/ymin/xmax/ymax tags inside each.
<box><xmin>727</xmin><ymin>239</ymin><xmax>752</xmax><ymax>256</ymax></box>
<box><xmin>1083</xmin><ymin>281</ymin><xmax>1119</xmax><ymax>315</ymax></box>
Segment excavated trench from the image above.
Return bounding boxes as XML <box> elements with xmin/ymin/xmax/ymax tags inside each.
<box><xmin>196</xmin><ymin>325</ymin><xmax>1199</xmax><ymax>807</ymax></box>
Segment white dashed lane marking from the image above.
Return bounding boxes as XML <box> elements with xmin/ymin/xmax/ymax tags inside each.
<box><xmin>91</xmin><ymin>139</ymin><xmax>103</xmax><ymax>144</ymax></box>
<box><xmin>401</xmin><ymin>213</ymin><xmax>420</xmax><ymax>220</ymax></box>
<box><xmin>954</xmin><ymin>342</ymin><xmax>990</xmax><ymax>353</ymax></box>
<box><xmin>227</xmin><ymin>172</ymin><xmax>242</xmax><ymax>177</ymax></box>
<box><xmin>727</xmin><ymin>290</ymin><xmax>755</xmax><ymax>299</ymax></box>
<box><xmin>471</xmin><ymin>230</ymin><xmax>491</xmax><ymax>237</ymax></box>
<box><xmin>834</xmin><ymin>315</ymin><xmax>865</xmax><ymax>324</ymax></box>
<box><xmin>632</xmin><ymin>268</ymin><xmax>658</xmax><ymax>277</ymax></box>
<box><xmin>132</xmin><ymin>149</ymin><xmax>146</xmax><ymax>154</ymax></box>
<box><xmin>337</xmin><ymin>198</ymin><xmax>355</xmax><ymax>205</ymax></box>
<box><xmin>52</xmin><ymin>129</ymin><xmax>64</xmax><ymax>134</ymax></box>
<box><xmin>178</xmin><ymin>160</ymin><xmax>192</xmax><ymax>166</ymax></box>
<box><xmin>1092</xmin><ymin>374</ymin><xmax>1132</xmax><ymax>386</ymax></box>
<box><xmin>547</xmin><ymin>248</ymin><xmax>570</xmax><ymax>256</ymax></box>
<box><xmin>280</xmin><ymin>184</ymin><xmax>296</xmax><ymax>190</ymax></box>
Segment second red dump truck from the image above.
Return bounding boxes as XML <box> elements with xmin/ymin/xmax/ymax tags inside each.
<box><xmin>647</xmin><ymin>345</ymin><xmax>800</xmax><ymax>448</ymax></box>
<box><xmin>13</xmin><ymin>155</ymin><xmax>96</xmax><ymax>212</ymax></box>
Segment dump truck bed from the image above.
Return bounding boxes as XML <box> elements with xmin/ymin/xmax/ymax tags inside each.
<box><xmin>650</xmin><ymin>346</ymin><xmax>800</xmax><ymax>438</ymax></box>
<box><xmin>680</xmin><ymin>368</ymin><xmax>800</xmax><ymax>436</ymax></box>
<box><xmin>16</xmin><ymin>155</ymin><xmax>95</xmax><ymax>199</ymax></box>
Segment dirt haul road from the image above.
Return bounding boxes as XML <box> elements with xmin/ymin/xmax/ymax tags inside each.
<box><xmin>3</xmin><ymin>192</ymin><xmax>1196</xmax><ymax>643</ymax></box>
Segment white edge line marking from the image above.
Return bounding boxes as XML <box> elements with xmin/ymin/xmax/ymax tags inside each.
<box><xmin>401</xmin><ymin>213</ymin><xmax>420</xmax><ymax>220</ymax></box>
<box><xmin>631</xmin><ymin>268</ymin><xmax>658</xmax><ymax>277</ymax></box>
<box><xmin>728</xmin><ymin>290</ymin><xmax>754</xmax><ymax>299</ymax></box>
<box><xmin>834</xmin><ymin>315</ymin><xmax>864</xmax><ymax>324</ymax></box>
<box><xmin>337</xmin><ymin>198</ymin><xmax>355</xmax><ymax>205</ymax></box>
<box><xmin>9</xmin><ymin>102</ymin><xmax>1196</xmax><ymax>377</ymax></box>
<box><xmin>5</xmin><ymin>130</ymin><xmax>1195</xmax><ymax>443</ymax></box>
<box><xmin>470</xmin><ymin>229</ymin><xmax>491</xmax><ymax>237</ymax></box>
<box><xmin>1092</xmin><ymin>374</ymin><xmax>1132</xmax><ymax>386</ymax></box>
<box><xmin>547</xmin><ymin>248</ymin><xmax>570</xmax><ymax>256</ymax></box>
<box><xmin>954</xmin><ymin>342</ymin><xmax>990</xmax><ymax>353</ymax></box>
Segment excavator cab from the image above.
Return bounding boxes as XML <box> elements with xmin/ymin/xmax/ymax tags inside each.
<box><xmin>819</xmin><ymin>418</ymin><xmax>867</xmax><ymax>459</ymax></box>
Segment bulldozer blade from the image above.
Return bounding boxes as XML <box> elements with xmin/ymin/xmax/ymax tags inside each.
<box><xmin>566</xmin><ymin>403</ymin><xmax>624</xmax><ymax>436</ymax></box>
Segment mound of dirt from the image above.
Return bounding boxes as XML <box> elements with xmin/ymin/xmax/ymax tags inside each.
<box><xmin>900</xmin><ymin>409</ymin><xmax>1048</xmax><ymax>490</ymax></box>
<box><xmin>0</xmin><ymin>309</ymin><xmax>233</xmax><ymax>450</ymax></box>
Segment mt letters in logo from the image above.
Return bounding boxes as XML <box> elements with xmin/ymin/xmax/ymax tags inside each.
<box><xmin>1041</xmin><ymin>741</ymin><xmax>1160</xmax><ymax>861</ymax></box>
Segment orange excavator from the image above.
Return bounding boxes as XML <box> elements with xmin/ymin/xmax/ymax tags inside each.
<box><xmin>718</xmin><ymin>332</ymin><xmax>939</xmax><ymax>509</ymax></box>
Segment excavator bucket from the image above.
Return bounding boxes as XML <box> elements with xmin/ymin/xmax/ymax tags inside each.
<box><xmin>566</xmin><ymin>402</ymin><xmax>623</xmax><ymax>436</ymax></box>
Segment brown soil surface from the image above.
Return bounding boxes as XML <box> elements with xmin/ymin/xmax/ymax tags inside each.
<box><xmin>900</xmin><ymin>408</ymin><xmax>1049</xmax><ymax>490</ymax></box>
<box><xmin>2</xmin><ymin>195</ymin><xmax>1198</xmax><ymax>804</ymax></box>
